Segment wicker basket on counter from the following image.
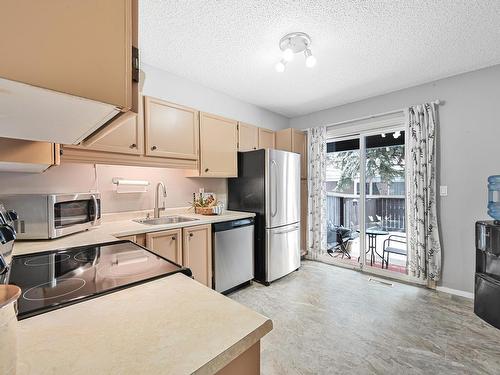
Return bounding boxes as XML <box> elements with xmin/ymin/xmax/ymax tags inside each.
<box><xmin>195</xmin><ymin>206</ymin><xmax>215</xmax><ymax>215</ymax></box>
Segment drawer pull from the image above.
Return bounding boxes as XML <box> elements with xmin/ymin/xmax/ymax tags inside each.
<box><xmin>189</xmin><ymin>233</ymin><xmax>194</xmax><ymax>238</ymax></box>
<box><xmin>130</xmin><ymin>143</ymin><xmax>137</xmax><ymax>149</ymax></box>
<box><xmin>171</xmin><ymin>236</ymin><xmax>176</xmax><ymax>240</ymax></box>
<box><xmin>204</xmin><ymin>168</ymin><xmax>209</xmax><ymax>173</ymax></box>
<box><xmin>151</xmin><ymin>145</ymin><xmax>157</xmax><ymax>151</ymax></box>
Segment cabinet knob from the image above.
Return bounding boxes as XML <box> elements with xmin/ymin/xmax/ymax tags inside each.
<box><xmin>189</xmin><ymin>233</ymin><xmax>193</xmax><ymax>237</ymax></box>
<box><xmin>171</xmin><ymin>236</ymin><xmax>176</xmax><ymax>240</ymax></box>
<box><xmin>130</xmin><ymin>143</ymin><xmax>137</xmax><ymax>149</ymax></box>
<box><xmin>204</xmin><ymin>168</ymin><xmax>209</xmax><ymax>172</ymax></box>
<box><xmin>253</xmin><ymin>147</ymin><xmax>257</xmax><ymax>150</ymax></box>
<box><xmin>151</xmin><ymin>146</ymin><xmax>157</xmax><ymax>151</ymax></box>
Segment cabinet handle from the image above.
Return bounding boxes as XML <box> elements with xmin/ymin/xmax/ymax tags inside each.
<box><xmin>204</xmin><ymin>168</ymin><xmax>209</xmax><ymax>172</ymax></box>
<box><xmin>171</xmin><ymin>236</ymin><xmax>176</xmax><ymax>240</ymax></box>
<box><xmin>151</xmin><ymin>146</ymin><xmax>157</xmax><ymax>151</ymax></box>
<box><xmin>130</xmin><ymin>143</ymin><xmax>137</xmax><ymax>149</ymax></box>
<box><xmin>189</xmin><ymin>233</ymin><xmax>193</xmax><ymax>238</ymax></box>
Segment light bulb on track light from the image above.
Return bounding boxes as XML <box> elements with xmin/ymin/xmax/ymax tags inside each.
<box><xmin>283</xmin><ymin>48</ymin><xmax>294</xmax><ymax>62</ymax></box>
<box><xmin>275</xmin><ymin>60</ymin><xmax>286</xmax><ymax>73</ymax></box>
<box><xmin>304</xmin><ymin>49</ymin><xmax>316</xmax><ymax>68</ymax></box>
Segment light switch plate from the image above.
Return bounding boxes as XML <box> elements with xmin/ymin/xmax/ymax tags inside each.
<box><xmin>440</xmin><ymin>186</ymin><xmax>448</xmax><ymax>196</ymax></box>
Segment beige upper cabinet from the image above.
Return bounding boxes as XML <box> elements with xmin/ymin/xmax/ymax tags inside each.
<box><xmin>144</xmin><ymin>97</ymin><xmax>199</xmax><ymax>160</ymax></box>
<box><xmin>275</xmin><ymin>128</ymin><xmax>307</xmax><ymax>179</ymax></box>
<box><xmin>199</xmin><ymin>112</ymin><xmax>238</xmax><ymax>177</ymax></box>
<box><xmin>183</xmin><ymin>225</ymin><xmax>212</xmax><ymax>287</ymax></box>
<box><xmin>146</xmin><ymin>229</ymin><xmax>183</xmax><ymax>265</ymax></box>
<box><xmin>76</xmin><ymin>111</ymin><xmax>144</xmax><ymax>155</ymax></box>
<box><xmin>238</xmin><ymin>122</ymin><xmax>259</xmax><ymax>152</ymax></box>
<box><xmin>0</xmin><ymin>138</ymin><xmax>59</xmax><ymax>173</ymax></box>
<box><xmin>0</xmin><ymin>0</ymin><xmax>138</xmax><ymax>111</ymax></box>
<box><xmin>294</xmin><ymin>130</ymin><xmax>307</xmax><ymax>179</ymax></box>
<box><xmin>275</xmin><ymin>129</ymin><xmax>293</xmax><ymax>152</ymax></box>
<box><xmin>258</xmin><ymin>128</ymin><xmax>275</xmax><ymax>149</ymax></box>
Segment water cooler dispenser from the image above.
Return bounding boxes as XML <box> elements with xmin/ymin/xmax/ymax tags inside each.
<box><xmin>475</xmin><ymin>221</ymin><xmax>500</xmax><ymax>329</ymax></box>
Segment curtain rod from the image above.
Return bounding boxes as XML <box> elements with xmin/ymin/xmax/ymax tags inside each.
<box><xmin>325</xmin><ymin>99</ymin><xmax>442</xmax><ymax>129</ymax></box>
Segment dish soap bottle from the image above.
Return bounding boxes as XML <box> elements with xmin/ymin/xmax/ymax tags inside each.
<box><xmin>488</xmin><ymin>175</ymin><xmax>500</xmax><ymax>223</ymax></box>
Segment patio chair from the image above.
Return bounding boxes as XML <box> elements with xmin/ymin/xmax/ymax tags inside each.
<box><xmin>367</xmin><ymin>215</ymin><xmax>380</xmax><ymax>229</ymax></box>
<box><xmin>327</xmin><ymin>224</ymin><xmax>357</xmax><ymax>259</ymax></box>
<box><xmin>382</xmin><ymin>234</ymin><xmax>407</xmax><ymax>269</ymax></box>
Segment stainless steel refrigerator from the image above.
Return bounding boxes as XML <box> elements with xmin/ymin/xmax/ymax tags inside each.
<box><xmin>228</xmin><ymin>149</ymin><xmax>301</xmax><ymax>285</ymax></box>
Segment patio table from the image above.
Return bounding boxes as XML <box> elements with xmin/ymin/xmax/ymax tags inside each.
<box><xmin>357</xmin><ymin>229</ymin><xmax>389</xmax><ymax>266</ymax></box>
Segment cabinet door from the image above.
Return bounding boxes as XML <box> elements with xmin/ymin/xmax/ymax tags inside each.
<box><xmin>275</xmin><ymin>128</ymin><xmax>307</xmax><ymax>179</ymax></box>
<box><xmin>183</xmin><ymin>225</ymin><xmax>212</xmax><ymax>287</ymax></box>
<box><xmin>0</xmin><ymin>137</ymin><xmax>57</xmax><ymax>173</ymax></box>
<box><xmin>292</xmin><ymin>130</ymin><xmax>307</xmax><ymax>179</ymax></box>
<box><xmin>0</xmin><ymin>0</ymin><xmax>137</xmax><ymax>110</ymax></box>
<box><xmin>199</xmin><ymin>113</ymin><xmax>237</xmax><ymax>177</ymax></box>
<box><xmin>275</xmin><ymin>128</ymin><xmax>292</xmax><ymax>151</ymax></box>
<box><xmin>258</xmin><ymin>128</ymin><xmax>275</xmax><ymax>149</ymax></box>
<box><xmin>117</xmin><ymin>234</ymin><xmax>146</xmax><ymax>247</ymax></box>
<box><xmin>145</xmin><ymin>229</ymin><xmax>183</xmax><ymax>264</ymax></box>
<box><xmin>144</xmin><ymin>97</ymin><xmax>199</xmax><ymax>160</ymax></box>
<box><xmin>238</xmin><ymin>122</ymin><xmax>259</xmax><ymax>151</ymax></box>
<box><xmin>75</xmin><ymin>111</ymin><xmax>144</xmax><ymax>155</ymax></box>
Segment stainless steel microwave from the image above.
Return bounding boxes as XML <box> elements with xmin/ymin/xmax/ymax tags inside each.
<box><xmin>0</xmin><ymin>193</ymin><xmax>101</xmax><ymax>239</ymax></box>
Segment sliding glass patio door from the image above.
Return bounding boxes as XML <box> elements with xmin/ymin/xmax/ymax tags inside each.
<box><xmin>325</xmin><ymin>128</ymin><xmax>410</xmax><ymax>281</ymax></box>
<box><xmin>324</xmin><ymin>137</ymin><xmax>361</xmax><ymax>267</ymax></box>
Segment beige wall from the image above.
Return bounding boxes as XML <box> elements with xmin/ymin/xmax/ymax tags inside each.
<box><xmin>0</xmin><ymin>163</ymin><xmax>227</xmax><ymax>214</ymax></box>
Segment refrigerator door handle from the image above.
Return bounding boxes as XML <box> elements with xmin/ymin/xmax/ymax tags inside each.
<box><xmin>274</xmin><ymin>225</ymin><xmax>300</xmax><ymax>234</ymax></box>
<box><xmin>271</xmin><ymin>160</ymin><xmax>278</xmax><ymax>217</ymax></box>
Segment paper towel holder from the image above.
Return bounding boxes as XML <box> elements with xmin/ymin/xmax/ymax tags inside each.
<box><xmin>112</xmin><ymin>178</ymin><xmax>150</xmax><ymax>193</ymax></box>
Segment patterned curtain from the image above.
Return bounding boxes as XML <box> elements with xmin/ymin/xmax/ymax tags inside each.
<box><xmin>406</xmin><ymin>103</ymin><xmax>442</xmax><ymax>281</ymax></box>
<box><xmin>306</xmin><ymin>126</ymin><xmax>327</xmax><ymax>260</ymax></box>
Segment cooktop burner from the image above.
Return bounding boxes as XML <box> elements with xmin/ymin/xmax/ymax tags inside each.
<box><xmin>24</xmin><ymin>253</ymin><xmax>71</xmax><ymax>266</ymax></box>
<box><xmin>23</xmin><ymin>278</ymin><xmax>86</xmax><ymax>301</ymax></box>
<box><xmin>8</xmin><ymin>240</ymin><xmax>192</xmax><ymax>320</ymax></box>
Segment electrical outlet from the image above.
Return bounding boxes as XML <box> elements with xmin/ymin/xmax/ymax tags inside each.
<box><xmin>440</xmin><ymin>186</ymin><xmax>448</xmax><ymax>196</ymax></box>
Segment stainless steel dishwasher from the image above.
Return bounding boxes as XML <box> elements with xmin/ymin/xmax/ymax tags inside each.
<box><xmin>213</xmin><ymin>218</ymin><xmax>254</xmax><ymax>293</ymax></box>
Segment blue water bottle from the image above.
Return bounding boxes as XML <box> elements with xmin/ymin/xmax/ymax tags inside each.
<box><xmin>488</xmin><ymin>175</ymin><xmax>500</xmax><ymax>223</ymax></box>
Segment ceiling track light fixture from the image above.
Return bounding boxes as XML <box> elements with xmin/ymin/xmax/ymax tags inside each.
<box><xmin>274</xmin><ymin>32</ymin><xmax>316</xmax><ymax>72</ymax></box>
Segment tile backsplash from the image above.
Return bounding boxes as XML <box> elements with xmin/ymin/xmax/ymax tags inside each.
<box><xmin>0</xmin><ymin>163</ymin><xmax>227</xmax><ymax>214</ymax></box>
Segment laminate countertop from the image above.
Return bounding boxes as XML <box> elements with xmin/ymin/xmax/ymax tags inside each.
<box><xmin>11</xmin><ymin>209</ymin><xmax>272</xmax><ymax>375</ymax></box>
<box><xmin>12</xmin><ymin>209</ymin><xmax>255</xmax><ymax>255</ymax></box>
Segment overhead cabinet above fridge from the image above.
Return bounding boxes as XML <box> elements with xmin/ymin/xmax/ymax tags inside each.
<box><xmin>0</xmin><ymin>0</ymin><xmax>139</xmax><ymax>145</ymax></box>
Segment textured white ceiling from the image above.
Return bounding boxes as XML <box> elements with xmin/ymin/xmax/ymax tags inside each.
<box><xmin>140</xmin><ymin>0</ymin><xmax>500</xmax><ymax>118</ymax></box>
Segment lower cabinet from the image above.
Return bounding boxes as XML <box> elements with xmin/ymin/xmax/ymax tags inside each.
<box><xmin>116</xmin><ymin>234</ymin><xmax>146</xmax><ymax>247</ymax></box>
<box><xmin>183</xmin><ymin>224</ymin><xmax>212</xmax><ymax>288</ymax></box>
<box><xmin>123</xmin><ymin>224</ymin><xmax>213</xmax><ymax>288</ymax></box>
<box><xmin>145</xmin><ymin>229</ymin><xmax>182</xmax><ymax>264</ymax></box>
<box><xmin>216</xmin><ymin>341</ymin><xmax>260</xmax><ymax>375</ymax></box>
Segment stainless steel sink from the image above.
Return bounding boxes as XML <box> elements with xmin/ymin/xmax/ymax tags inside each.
<box><xmin>133</xmin><ymin>216</ymin><xmax>199</xmax><ymax>225</ymax></box>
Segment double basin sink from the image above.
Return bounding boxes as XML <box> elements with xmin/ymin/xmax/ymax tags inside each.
<box><xmin>133</xmin><ymin>215</ymin><xmax>199</xmax><ymax>226</ymax></box>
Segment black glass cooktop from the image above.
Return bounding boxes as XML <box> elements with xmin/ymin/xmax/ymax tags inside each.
<box><xmin>8</xmin><ymin>240</ymin><xmax>192</xmax><ymax>320</ymax></box>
